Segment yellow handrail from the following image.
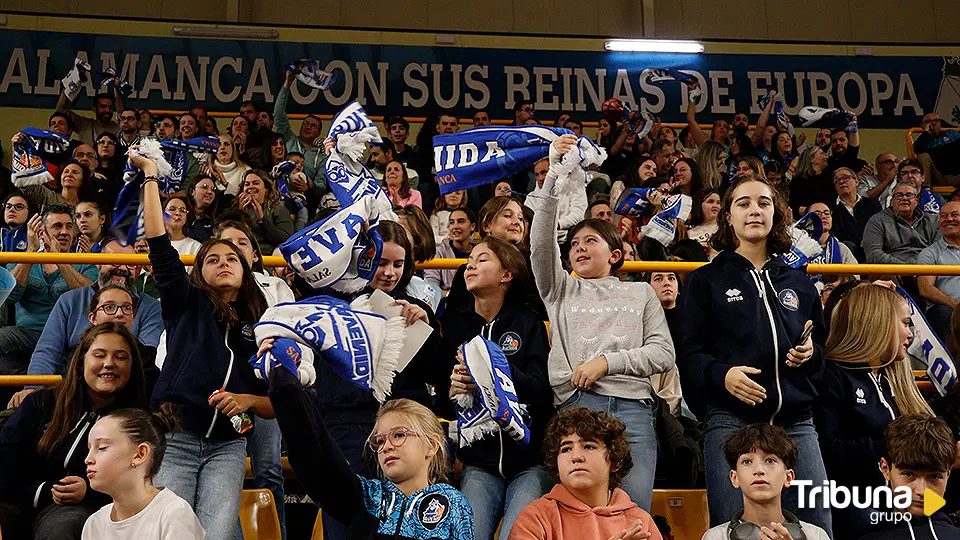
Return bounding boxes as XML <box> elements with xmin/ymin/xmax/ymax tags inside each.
<box><xmin>903</xmin><ymin>127</ymin><xmax>960</xmax><ymax>158</ymax></box>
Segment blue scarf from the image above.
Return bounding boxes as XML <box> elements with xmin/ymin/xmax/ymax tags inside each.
<box><xmin>61</xmin><ymin>57</ymin><xmax>91</xmax><ymax>102</ymax></box>
<box><xmin>111</xmin><ymin>140</ymin><xmax>173</xmax><ymax>246</ymax></box>
<box><xmin>1</xmin><ymin>226</ymin><xmax>27</xmax><ymax>252</ymax></box>
<box><xmin>249</xmin><ymin>294</ymin><xmax>405</xmax><ymax>400</ymax></box>
<box><xmin>11</xmin><ymin>128</ymin><xmax>71</xmax><ymax>187</ymax></box>
<box><xmin>644</xmin><ymin>68</ymin><xmax>697</xmax><ymax>85</ymax></box>
<box><xmin>781</xmin><ymin>212</ymin><xmax>823</xmax><ymax>269</ymax></box>
<box><xmin>922</xmin><ymin>188</ymin><xmax>942</xmax><ymax>215</ymax></box>
<box><xmin>324</xmin><ymin>102</ymin><xmax>395</xmax><ymax>217</ymax></box>
<box><xmin>279</xmin><ymin>196</ymin><xmax>384</xmax><ymax>294</ymax></box>
<box><xmin>897</xmin><ymin>286</ymin><xmax>957</xmax><ymax>396</ymax></box>
<box><xmin>285</xmin><ymin>59</ymin><xmax>335</xmax><ymax>90</ymax></box>
<box><xmin>454</xmin><ymin>336</ymin><xmax>531</xmax><ymax>448</ymax></box>
<box><xmin>808</xmin><ymin>236</ymin><xmax>842</xmax><ymax>284</ymax></box>
<box><xmin>160</xmin><ymin>136</ymin><xmax>220</xmax><ymax>194</ymax></box>
<box><xmin>98</xmin><ymin>67</ymin><xmax>134</xmax><ymax>97</ymax></box>
<box><xmin>271</xmin><ymin>161</ymin><xmax>307</xmax><ymax>211</ymax></box>
<box><xmin>433</xmin><ymin>126</ymin><xmax>570</xmax><ymax>195</ymax></box>
<box><xmin>613</xmin><ymin>188</ymin><xmax>693</xmax><ymax>246</ymax></box>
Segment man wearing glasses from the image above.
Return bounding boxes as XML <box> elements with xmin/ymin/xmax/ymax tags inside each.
<box><xmin>513</xmin><ymin>100</ymin><xmax>535</xmax><ymax>125</ymax></box>
<box><xmin>6</xmin><ymin>239</ymin><xmax>162</xmax><ymax>408</ymax></box>
<box><xmin>830</xmin><ymin>167</ymin><xmax>881</xmax><ymax>262</ymax></box>
<box><xmin>918</xmin><ymin>201</ymin><xmax>960</xmax><ymax>340</ymax></box>
<box><xmin>116</xmin><ymin>108</ymin><xmax>141</xmax><ymax>151</ymax></box>
<box><xmin>862</xmin><ymin>180</ymin><xmax>939</xmax><ymax>264</ymax></box>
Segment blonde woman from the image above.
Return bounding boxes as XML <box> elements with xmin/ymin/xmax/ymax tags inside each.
<box><xmin>210</xmin><ymin>134</ymin><xmax>251</xmax><ymax>196</ymax></box>
<box><xmin>815</xmin><ymin>283</ymin><xmax>931</xmax><ymax>538</ymax></box>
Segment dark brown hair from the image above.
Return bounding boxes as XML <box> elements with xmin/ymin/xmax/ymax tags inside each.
<box><xmin>883</xmin><ymin>414</ymin><xmax>956</xmax><ymax>472</ymax></box>
<box><xmin>473</xmin><ymin>236</ymin><xmax>530</xmax><ymax>294</ymax></box>
<box><xmin>478</xmin><ymin>196</ymin><xmax>524</xmax><ymax>241</ymax></box>
<box><xmin>568</xmin><ymin>218</ymin><xmax>625</xmax><ymax>272</ymax></box>
<box><xmin>187</xmin><ymin>175</ymin><xmax>221</xmax><ymax>219</ymax></box>
<box><xmin>234</xmin><ymin>170</ymin><xmax>280</xmax><ymax>210</ymax></box>
<box><xmin>214</xmin><ymin>217</ymin><xmax>265</xmax><ymax>273</ymax></box>
<box><xmin>385</xmin><ymin>159</ymin><xmax>412</xmax><ymax>198</ymax></box>
<box><xmin>710</xmin><ymin>177</ymin><xmax>792</xmax><ymax>254</ymax></box>
<box><xmin>543</xmin><ymin>407</ymin><xmax>632</xmax><ymax>488</ymax></box>
<box><xmin>191</xmin><ymin>238</ymin><xmax>267</xmax><ymax>324</ymax></box>
<box><xmin>38</xmin><ymin>323</ymin><xmax>148</xmax><ymax>456</ymax></box>
<box><xmin>54</xmin><ymin>158</ymin><xmax>90</xmax><ymax>193</ymax></box>
<box><xmin>378</xmin><ymin>220</ymin><xmax>415</xmax><ymax>292</ymax></box>
<box><xmin>88</xmin><ymin>282</ymin><xmax>134</xmax><ymax>316</ymax></box>
<box><xmin>723</xmin><ymin>423</ymin><xmax>798</xmax><ymax>470</ymax></box>
<box><xmin>396</xmin><ymin>205</ymin><xmax>436</xmax><ymax>263</ymax></box>
<box><xmin>688</xmin><ymin>187</ymin><xmax>720</xmax><ymax>227</ymax></box>
<box><xmin>105</xmin><ymin>407</ymin><xmax>178</xmax><ymax>480</ymax></box>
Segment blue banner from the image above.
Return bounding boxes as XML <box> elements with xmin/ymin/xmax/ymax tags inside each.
<box><xmin>0</xmin><ymin>28</ymin><xmax>956</xmax><ymax>128</ymax></box>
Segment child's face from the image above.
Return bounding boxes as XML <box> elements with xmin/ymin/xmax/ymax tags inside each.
<box><xmin>730</xmin><ymin>449</ymin><xmax>794</xmax><ymax>504</ymax></box>
<box><xmin>557</xmin><ymin>434</ymin><xmax>613</xmax><ymax>493</ymax></box>
<box><xmin>881</xmin><ymin>458</ymin><xmax>951</xmax><ymax>516</ymax></box>
<box><xmin>85</xmin><ymin>416</ymin><xmax>143</xmax><ymax>494</ymax></box>
<box><xmin>371</xmin><ymin>412</ymin><xmax>434</xmax><ymax>486</ymax></box>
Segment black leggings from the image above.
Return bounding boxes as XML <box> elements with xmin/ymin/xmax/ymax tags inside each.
<box><xmin>0</xmin><ymin>500</ymin><xmax>99</xmax><ymax>540</ymax></box>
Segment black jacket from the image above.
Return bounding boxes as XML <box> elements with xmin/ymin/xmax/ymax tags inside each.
<box><xmin>676</xmin><ymin>251</ymin><xmax>826</xmax><ymax>424</ymax></box>
<box><xmin>814</xmin><ymin>362</ymin><xmax>899</xmax><ymax>491</ymax></box>
<box><xmin>859</xmin><ymin>512</ymin><xmax>960</xmax><ymax>539</ymax></box>
<box><xmin>148</xmin><ymin>234</ymin><xmax>266</xmax><ymax>440</ymax></box>
<box><xmin>0</xmin><ymin>389</ymin><xmax>124</xmax><ymax>511</ymax></box>
<box><xmin>440</xmin><ymin>297</ymin><xmax>552</xmax><ymax>481</ymax></box>
<box><xmin>445</xmin><ymin>253</ymin><xmax>548</xmax><ymax>322</ymax></box>
<box><xmin>832</xmin><ymin>196</ymin><xmax>882</xmax><ymax>260</ymax></box>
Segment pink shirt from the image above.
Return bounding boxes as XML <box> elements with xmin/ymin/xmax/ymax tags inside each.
<box><xmin>392</xmin><ymin>189</ymin><xmax>423</xmax><ymax>209</ymax></box>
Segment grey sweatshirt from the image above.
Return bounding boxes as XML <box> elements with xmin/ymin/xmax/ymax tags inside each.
<box><xmin>529</xmin><ymin>187</ymin><xmax>676</xmax><ymax>404</ymax></box>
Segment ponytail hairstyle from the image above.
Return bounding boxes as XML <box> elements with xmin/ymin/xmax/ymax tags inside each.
<box><xmin>104</xmin><ymin>407</ymin><xmax>179</xmax><ymax>480</ymax></box>
<box><xmin>370</xmin><ymin>399</ymin><xmax>448</xmax><ymax>484</ymax></box>
<box><xmin>474</xmin><ymin>235</ymin><xmax>530</xmax><ymax>294</ymax></box>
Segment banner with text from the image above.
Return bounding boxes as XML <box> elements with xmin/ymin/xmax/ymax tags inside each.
<box><xmin>0</xmin><ymin>29</ymin><xmax>958</xmax><ymax>128</ymax></box>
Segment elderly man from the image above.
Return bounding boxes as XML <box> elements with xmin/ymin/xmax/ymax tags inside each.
<box><xmin>862</xmin><ymin>182</ymin><xmax>939</xmax><ymax>264</ymax></box>
<box><xmin>917</xmin><ymin>201</ymin><xmax>960</xmax><ymax>340</ymax></box>
<box><xmin>831</xmin><ymin>166</ymin><xmax>881</xmax><ymax>260</ymax></box>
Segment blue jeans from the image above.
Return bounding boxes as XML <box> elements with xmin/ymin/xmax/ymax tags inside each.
<box><xmin>155</xmin><ymin>431</ymin><xmax>248</xmax><ymax>540</ymax></box>
<box><xmin>560</xmin><ymin>391</ymin><xmax>657</xmax><ymax>511</ymax></box>
<box><xmin>234</xmin><ymin>417</ymin><xmax>286</xmax><ymax>540</ymax></box>
<box><xmin>460</xmin><ymin>465</ymin><xmax>552</xmax><ymax>540</ymax></box>
<box><xmin>702</xmin><ymin>408</ymin><xmax>833</xmax><ymax>537</ymax></box>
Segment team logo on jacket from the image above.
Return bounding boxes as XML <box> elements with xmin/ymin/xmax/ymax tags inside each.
<box><xmin>418</xmin><ymin>494</ymin><xmax>450</xmax><ymax>530</ymax></box>
<box><xmin>241</xmin><ymin>324</ymin><xmax>255</xmax><ymax>340</ymax></box>
<box><xmin>499</xmin><ymin>332</ymin><xmax>521</xmax><ymax>355</ymax></box>
<box><xmin>16</xmin><ymin>240</ymin><xmax>25</xmax><ymax>250</ymax></box>
<box><xmin>725</xmin><ymin>288</ymin><xmax>743</xmax><ymax>302</ymax></box>
<box><xmin>778</xmin><ymin>288</ymin><xmax>799</xmax><ymax>311</ymax></box>
<box><xmin>856</xmin><ymin>387</ymin><xmax>867</xmax><ymax>405</ymax></box>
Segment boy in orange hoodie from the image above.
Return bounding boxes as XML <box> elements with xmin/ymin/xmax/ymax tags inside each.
<box><xmin>509</xmin><ymin>407</ymin><xmax>661</xmax><ymax>540</ymax></box>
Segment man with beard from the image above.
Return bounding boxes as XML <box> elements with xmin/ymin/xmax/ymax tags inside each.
<box><xmin>5</xmin><ymin>239</ymin><xmax>162</xmax><ymax>408</ymax></box>
<box><xmin>0</xmin><ymin>206</ymin><xmax>99</xmax><ymax>379</ymax></box>
<box><xmin>56</xmin><ymin>90</ymin><xmax>122</xmax><ymax>147</ymax></box>
<box><xmin>116</xmin><ymin>108</ymin><xmax>141</xmax><ymax>151</ymax></box>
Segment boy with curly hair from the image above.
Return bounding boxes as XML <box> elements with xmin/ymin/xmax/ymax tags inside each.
<box><xmin>509</xmin><ymin>407</ymin><xmax>661</xmax><ymax>540</ymax></box>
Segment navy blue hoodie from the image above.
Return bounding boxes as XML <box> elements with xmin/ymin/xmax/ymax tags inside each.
<box><xmin>815</xmin><ymin>362</ymin><xmax>899</xmax><ymax>490</ymax></box>
<box><xmin>1</xmin><ymin>225</ymin><xmax>27</xmax><ymax>252</ymax></box>
<box><xmin>677</xmin><ymin>251</ymin><xmax>826</xmax><ymax>424</ymax></box>
<box><xmin>148</xmin><ymin>234</ymin><xmax>266</xmax><ymax>440</ymax></box>
<box><xmin>439</xmin><ymin>297</ymin><xmax>553</xmax><ymax>481</ymax></box>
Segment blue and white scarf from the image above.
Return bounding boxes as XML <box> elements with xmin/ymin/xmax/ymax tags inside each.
<box><xmin>98</xmin><ymin>67</ymin><xmax>134</xmax><ymax>97</ymax></box>
<box><xmin>758</xmin><ymin>93</ymin><xmax>795</xmax><ymax>136</ymax></box>
<box><xmin>61</xmin><ymin>57</ymin><xmax>91</xmax><ymax>102</ymax></box>
<box><xmin>324</xmin><ymin>101</ymin><xmax>396</xmax><ymax>218</ymax></box>
<box><xmin>279</xmin><ymin>195</ymin><xmax>384</xmax><ymax>294</ymax></box>
<box><xmin>808</xmin><ymin>236</ymin><xmax>843</xmax><ymax>284</ymax></box>
<box><xmin>613</xmin><ymin>188</ymin><xmax>693</xmax><ymax>246</ymax></box>
<box><xmin>644</xmin><ymin>68</ymin><xmax>697</xmax><ymax>86</ymax></box>
<box><xmin>884</xmin><ymin>182</ymin><xmax>942</xmax><ymax>216</ymax></box>
<box><xmin>780</xmin><ymin>211</ymin><xmax>824</xmax><ymax>269</ymax></box>
<box><xmin>285</xmin><ymin>59</ymin><xmax>336</xmax><ymax>90</ymax></box>
<box><xmin>454</xmin><ymin>336</ymin><xmax>531</xmax><ymax>448</ymax></box>
<box><xmin>271</xmin><ymin>160</ymin><xmax>307</xmax><ymax>211</ymax></box>
<box><xmin>249</xmin><ymin>295</ymin><xmax>405</xmax><ymax>400</ymax></box>
<box><xmin>897</xmin><ymin>285</ymin><xmax>957</xmax><ymax>396</ymax></box>
<box><xmin>160</xmin><ymin>136</ymin><xmax>220</xmax><ymax>194</ymax></box>
<box><xmin>111</xmin><ymin>139</ymin><xmax>173</xmax><ymax>246</ymax></box>
<box><xmin>601</xmin><ymin>98</ymin><xmax>655</xmax><ymax>138</ymax></box>
<box><xmin>433</xmin><ymin>125</ymin><xmax>571</xmax><ymax>195</ymax></box>
<box><xmin>11</xmin><ymin>128</ymin><xmax>70</xmax><ymax>187</ymax></box>
<box><xmin>798</xmin><ymin>106</ymin><xmax>856</xmax><ymax>130</ymax></box>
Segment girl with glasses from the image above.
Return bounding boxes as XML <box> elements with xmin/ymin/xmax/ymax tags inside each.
<box><xmin>162</xmin><ymin>195</ymin><xmax>201</xmax><ymax>260</ymax></box>
<box><xmin>1</xmin><ymin>192</ymin><xmax>35</xmax><ymax>253</ymax></box>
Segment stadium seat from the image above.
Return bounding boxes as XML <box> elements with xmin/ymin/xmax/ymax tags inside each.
<box><xmin>239</xmin><ymin>488</ymin><xmax>282</xmax><ymax>540</ymax></box>
<box><xmin>651</xmin><ymin>489</ymin><xmax>709</xmax><ymax>540</ymax></box>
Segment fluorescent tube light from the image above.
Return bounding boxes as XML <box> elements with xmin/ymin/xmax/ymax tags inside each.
<box><xmin>604</xmin><ymin>40</ymin><xmax>704</xmax><ymax>53</ymax></box>
<box><xmin>173</xmin><ymin>26</ymin><xmax>279</xmax><ymax>39</ymax></box>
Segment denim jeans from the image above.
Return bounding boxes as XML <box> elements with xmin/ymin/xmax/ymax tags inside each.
<box><xmin>702</xmin><ymin>408</ymin><xmax>833</xmax><ymax>537</ymax></box>
<box><xmin>460</xmin><ymin>464</ymin><xmax>552</xmax><ymax>540</ymax></box>
<box><xmin>155</xmin><ymin>431</ymin><xmax>248</xmax><ymax>540</ymax></box>
<box><xmin>234</xmin><ymin>416</ymin><xmax>286</xmax><ymax>540</ymax></box>
<box><xmin>560</xmin><ymin>391</ymin><xmax>657</xmax><ymax>511</ymax></box>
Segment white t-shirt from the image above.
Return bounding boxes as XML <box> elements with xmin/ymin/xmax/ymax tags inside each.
<box><xmin>170</xmin><ymin>237</ymin><xmax>202</xmax><ymax>257</ymax></box>
<box><xmin>82</xmin><ymin>487</ymin><xmax>205</xmax><ymax>540</ymax></box>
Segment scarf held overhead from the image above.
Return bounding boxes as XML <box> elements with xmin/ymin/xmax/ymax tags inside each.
<box><xmin>285</xmin><ymin>59</ymin><xmax>336</xmax><ymax>90</ymax></box>
<box><xmin>11</xmin><ymin>128</ymin><xmax>70</xmax><ymax>187</ymax></box>
<box><xmin>896</xmin><ymin>286</ymin><xmax>957</xmax><ymax>396</ymax></box>
<box><xmin>61</xmin><ymin>57</ymin><xmax>91</xmax><ymax>102</ymax></box>
<box><xmin>433</xmin><ymin>125</ymin><xmax>571</xmax><ymax>195</ymax></box>
<box><xmin>780</xmin><ymin>211</ymin><xmax>823</xmax><ymax>269</ymax></box>
<box><xmin>453</xmin><ymin>336</ymin><xmax>531</xmax><ymax>448</ymax></box>
<box><xmin>324</xmin><ymin>101</ymin><xmax>396</xmax><ymax>218</ymax></box>
<box><xmin>613</xmin><ymin>189</ymin><xmax>693</xmax><ymax>246</ymax></box>
<box><xmin>110</xmin><ymin>139</ymin><xmax>173</xmax><ymax>247</ymax></box>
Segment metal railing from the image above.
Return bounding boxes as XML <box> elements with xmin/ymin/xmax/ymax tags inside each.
<box><xmin>904</xmin><ymin>127</ymin><xmax>960</xmax><ymax>158</ymax></box>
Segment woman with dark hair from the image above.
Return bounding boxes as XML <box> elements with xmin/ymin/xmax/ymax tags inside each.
<box><xmin>668</xmin><ymin>157</ymin><xmax>703</xmax><ymax>197</ymax></box>
<box><xmin>789</xmin><ymin>146</ymin><xmax>832</xmax><ymax>215</ymax></box>
<box><xmin>0</xmin><ymin>323</ymin><xmax>149</xmax><ymax>540</ymax></box>
<box><xmin>232</xmin><ymin>170</ymin><xmax>294</xmax><ymax>255</ymax></box>
<box><xmin>385</xmin><ymin>159</ymin><xmax>422</xmax><ymax>209</ymax></box>
<box><xmin>771</xmin><ymin>131</ymin><xmax>799</xmax><ymax>173</ymax></box>
<box><xmin>610</xmin><ymin>155</ymin><xmax>658</xmax><ymax>204</ymax></box>
<box><xmin>676</xmin><ymin>176</ymin><xmax>832</xmax><ymax>534</ymax></box>
<box><xmin>724</xmin><ymin>134</ymin><xmax>759</xmax><ymax>186</ymax></box>
<box><xmin>163</xmin><ymin>195</ymin><xmax>201</xmax><ymax>259</ymax></box>
<box><xmin>21</xmin><ymin>158</ymin><xmax>90</xmax><ymax>210</ymax></box>
<box><xmin>443</xmin><ymin>236</ymin><xmax>552</xmax><ymax>540</ymax></box>
<box><xmin>93</xmin><ymin>131</ymin><xmax>124</xmax><ymax>203</ymax></box>
<box><xmin>686</xmin><ymin>188</ymin><xmax>721</xmax><ymax>259</ymax></box>
<box><xmin>133</xmin><ymin>152</ymin><xmax>271</xmax><ymax>540</ymax></box>
<box><xmin>395</xmin><ymin>204</ymin><xmax>436</xmax><ymax>264</ymax></box>
<box><xmin>74</xmin><ymin>199</ymin><xmax>108</xmax><ymax>254</ymax></box>
<box><xmin>1</xmin><ymin>191</ymin><xmax>35</xmax><ymax>253</ymax></box>
<box><xmin>184</xmin><ymin>176</ymin><xmax>221</xmax><ymax>243</ymax></box>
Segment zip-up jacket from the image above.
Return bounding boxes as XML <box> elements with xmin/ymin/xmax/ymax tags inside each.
<box><xmin>677</xmin><ymin>251</ymin><xmax>826</xmax><ymax>424</ymax></box>
<box><xmin>440</xmin><ymin>297</ymin><xmax>553</xmax><ymax>481</ymax></box>
<box><xmin>0</xmin><ymin>389</ymin><xmax>124</xmax><ymax>511</ymax></box>
<box><xmin>814</xmin><ymin>361</ymin><xmax>899</xmax><ymax>491</ymax></box>
<box><xmin>1</xmin><ymin>225</ymin><xmax>27</xmax><ymax>252</ymax></box>
<box><xmin>268</xmin><ymin>368</ymin><xmax>475</xmax><ymax>540</ymax></box>
<box><xmin>147</xmin><ymin>234</ymin><xmax>265</xmax><ymax>440</ymax></box>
